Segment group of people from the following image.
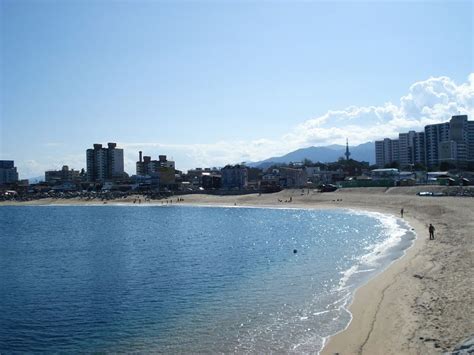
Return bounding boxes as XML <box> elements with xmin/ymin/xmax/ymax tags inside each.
<box><xmin>400</xmin><ymin>207</ymin><xmax>436</xmax><ymax>240</ymax></box>
<box><xmin>160</xmin><ymin>197</ymin><xmax>184</xmax><ymax>205</ymax></box>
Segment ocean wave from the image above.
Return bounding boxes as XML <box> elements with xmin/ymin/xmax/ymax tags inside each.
<box><xmin>336</xmin><ymin>210</ymin><xmax>414</xmax><ymax>291</ymax></box>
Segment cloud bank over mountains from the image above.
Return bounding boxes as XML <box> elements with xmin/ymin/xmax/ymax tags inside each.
<box><xmin>122</xmin><ymin>73</ymin><xmax>474</xmax><ymax>172</ymax></box>
<box><xmin>19</xmin><ymin>73</ymin><xmax>474</xmax><ymax>177</ymax></box>
<box><xmin>286</xmin><ymin>73</ymin><xmax>474</xmax><ymax>148</ymax></box>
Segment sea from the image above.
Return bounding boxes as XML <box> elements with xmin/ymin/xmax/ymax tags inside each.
<box><xmin>0</xmin><ymin>205</ymin><xmax>415</xmax><ymax>353</ymax></box>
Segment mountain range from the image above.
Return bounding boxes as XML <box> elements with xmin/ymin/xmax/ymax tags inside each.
<box><xmin>248</xmin><ymin>142</ymin><xmax>375</xmax><ymax>169</ymax></box>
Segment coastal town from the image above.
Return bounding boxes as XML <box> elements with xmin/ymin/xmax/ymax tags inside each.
<box><xmin>3</xmin><ymin>0</ymin><xmax>473</xmax><ymax>353</ymax></box>
<box><xmin>1</xmin><ymin>114</ymin><xmax>473</xmax><ymax>201</ymax></box>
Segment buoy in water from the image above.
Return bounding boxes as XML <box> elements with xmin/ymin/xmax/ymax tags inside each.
<box><xmin>293</xmin><ymin>249</ymin><xmax>297</xmax><ymax>254</ymax></box>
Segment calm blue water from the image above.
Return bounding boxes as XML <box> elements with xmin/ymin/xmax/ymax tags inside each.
<box><xmin>0</xmin><ymin>205</ymin><xmax>414</xmax><ymax>353</ymax></box>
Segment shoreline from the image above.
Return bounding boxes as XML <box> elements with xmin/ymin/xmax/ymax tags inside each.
<box><xmin>319</xmin><ymin>210</ymin><xmax>418</xmax><ymax>354</ymax></box>
<box><xmin>1</xmin><ymin>188</ymin><xmax>472</xmax><ymax>353</ymax></box>
<box><xmin>321</xmin><ymin>212</ymin><xmax>425</xmax><ymax>354</ymax></box>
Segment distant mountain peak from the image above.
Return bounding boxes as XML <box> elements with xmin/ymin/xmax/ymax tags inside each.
<box><xmin>248</xmin><ymin>142</ymin><xmax>374</xmax><ymax>169</ymax></box>
<box><xmin>324</xmin><ymin>144</ymin><xmax>345</xmax><ymax>150</ymax></box>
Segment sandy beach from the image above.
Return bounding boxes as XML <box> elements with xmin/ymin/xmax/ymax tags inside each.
<box><xmin>2</xmin><ymin>186</ymin><xmax>472</xmax><ymax>353</ymax></box>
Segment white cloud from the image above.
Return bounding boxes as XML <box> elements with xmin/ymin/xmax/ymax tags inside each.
<box><xmin>17</xmin><ymin>160</ymin><xmax>50</xmax><ymax>180</ymax></box>
<box><xmin>287</xmin><ymin>73</ymin><xmax>474</xmax><ymax>149</ymax></box>
<box><xmin>16</xmin><ymin>154</ymin><xmax>85</xmax><ymax>180</ymax></box>
<box><xmin>120</xmin><ymin>139</ymin><xmax>286</xmax><ymax>173</ymax></box>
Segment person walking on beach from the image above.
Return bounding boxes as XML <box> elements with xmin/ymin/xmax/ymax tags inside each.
<box><xmin>400</xmin><ymin>208</ymin><xmax>404</xmax><ymax>218</ymax></box>
<box><xmin>429</xmin><ymin>224</ymin><xmax>435</xmax><ymax>240</ymax></box>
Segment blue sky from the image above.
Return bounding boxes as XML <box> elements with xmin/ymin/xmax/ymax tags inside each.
<box><xmin>1</xmin><ymin>0</ymin><xmax>473</xmax><ymax>177</ymax></box>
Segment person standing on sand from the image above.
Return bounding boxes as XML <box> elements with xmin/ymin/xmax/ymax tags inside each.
<box><xmin>401</xmin><ymin>208</ymin><xmax>404</xmax><ymax>218</ymax></box>
<box><xmin>429</xmin><ymin>224</ymin><xmax>435</xmax><ymax>240</ymax></box>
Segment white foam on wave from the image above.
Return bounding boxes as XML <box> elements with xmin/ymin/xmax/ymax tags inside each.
<box><xmin>336</xmin><ymin>209</ymin><xmax>413</xmax><ymax>291</ymax></box>
<box><xmin>318</xmin><ymin>210</ymin><xmax>416</xmax><ymax>354</ymax></box>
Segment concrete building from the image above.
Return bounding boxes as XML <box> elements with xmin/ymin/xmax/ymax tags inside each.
<box><xmin>425</xmin><ymin>115</ymin><xmax>473</xmax><ymax>168</ymax></box>
<box><xmin>313</xmin><ymin>170</ymin><xmax>345</xmax><ymax>185</ymax></box>
<box><xmin>398</xmin><ymin>131</ymin><xmax>414</xmax><ymax>167</ymax></box>
<box><xmin>376</xmin><ymin>115</ymin><xmax>472</xmax><ymax>169</ymax></box>
<box><xmin>413</xmin><ymin>132</ymin><xmax>426</xmax><ymax>166</ymax></box>
<box><xmin>424</xmin><ymin>121</ymin><xmax>450</xmax><ymax>168</ymax></box>
<box><xmin>375</xmin><ymin>138</ymin><xmax>400</xmax><ymax>168</ymax></box>
<box><xmin>375</xmin><ymin>140</ymin><xmax>387</xmax><ymax>168</ymax></box>
<box><xmin>221</xmin><ymin>165</ymin><xmax>248</xmax><ymax>189</ymax></box>
<box><xmin>135</xmin><ymin>152</ymin><xmax>176</xmax><ymax>188</ymax></box>
<box><xmin>45</xmin><ymin>165</ymin><xmax>80</xmax><ymax>184</ymax></box>
<box><xmin>158</xmin><ymin>167</ymin><xmax>176</xmax><ymax>187</ymax></box>
<box><xmin>131</xmin><ymin>173</ymin><xmax>159</xmax><ymax>188</ymax></box>
<box><xmin>392</xmin><ymin>139</ymin><xmax>400</xmax><ymax>165</ymax></box>
<box><xmin>468</xmin><ymin>118</ymin><xmax>474</xmax><ymax>165</ymax></box>
<box><xmin>86</xmin><ymin>143</ymin><xmax>124</xmax><ymax>182</ymax></box>
<box><xmin>186</xmin><ymin>168</ymin><xmax>205</xmax><ymax>187</ymax></box>
<box><xmin>201</xmin><ymin>173</ymin><xmax>222</xmax><ymax>189</ymax></box>
<box><xmin>442</xmin><ymin>115</ymin><xmax>472</xmax><ymax>167</ymax></box>
<box><xmin>398</xmin><ymin>131</ymin><xmax>425</xmax><ymax>168</ymax></box>
<box><xmin>0</xmin><ymin>160</ymin><xmax>19</xmax><ymax>185</ymax></box>
<box><xmin>438</xmin><ymin>140</ymin><xmax>459</xmax><ymax>162</ymax></box>
<box><xmin>186</xmin><ymin>167</ymin><xmax>222</xmax><ymax>189</ymax></box>
<box><xmin>136</xmin><ymin>152</ymin><xmax>175</xmax><ymax>176</ymax></box>
<box><xmin>159</xmin><ymin>155</ymin><xmax>175</xmax><ymax>170</ymax></box>
<box><xmin>278</xmin><ymin>167</ymin><xmax>307</xmax><ymax>188</ymax></box>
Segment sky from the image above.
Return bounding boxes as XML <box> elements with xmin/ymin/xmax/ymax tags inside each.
<box><xmin>1</xmin><ymin>0</ymin><xmax>473</xmax><ymax>178</ymax></box>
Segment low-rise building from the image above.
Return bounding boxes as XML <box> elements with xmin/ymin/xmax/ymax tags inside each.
<box><xmin>258</xmin><ymin>170</ymin><xmax>282</xmax><ymax>192</ymax></box>
<box><xmin>45</xmin><ymin>165</ymin><xmax>81</xmax><ymax>185</ymax></box>
<box><xmin>221</xmin><ymin>165</ymin><xmax>248</xmax><ymax>190</ymax></box>
<box><xmin>202</xmin><ymin>173</ymin><xmax>222</xmax><ymax>189</ymax></box>
<box><xmin>278</xmin><ymin>167</ymin><xmax>307</xmax><ymax>188</ymax></box>
<box><xmin>158</xmin><ymin>166</ymin><xmax>176</xmax><ymax>188</ymax></box>
<box><xmin>426</xmin><ymin>171</ymin><xmax>450</xmax><ymax>184</ymax></box>
<box><xmin>371</xmin><ymin>168</ymin><xmax>399</xmax><ymax>181</ymax></box>
<box><xmin>308</xmin><ymin>169</ymin><xmax>345</xmax><ymax>185</ymax></box>
<box><xmin>398</xmin><ymin>171</ymin><xmax>417</xmax><ymax>186</ymax></box>
<box><xmin>131</xmin><ymin>174</ymin><xmax>160</xmax><ymax>188</ymax></box>
<box><xmin>135</xmin><ymin>152</ymin><xmax>176</xmax><ymax>189</ymax></box>
<box><xmin>186</xmin><ymin>167</ymin><xmax>221</xmax><ymax>188</ymax></box>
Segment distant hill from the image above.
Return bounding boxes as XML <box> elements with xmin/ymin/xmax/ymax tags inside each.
<box><xmin>249</xmin><ymin>142</ymin><xmax>375</xmax><ymax>169</ymax></box>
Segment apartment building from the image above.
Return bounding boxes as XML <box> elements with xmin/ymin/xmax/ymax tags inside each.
<box><xmin>376</xmin><ymin>115</ymin><xmax>473</xmax><ymax>169</ymax></box>
<box><xmin>86</xmin><ymin>143</ymin><xmax>124</xmax><ymax>182</ymax></box>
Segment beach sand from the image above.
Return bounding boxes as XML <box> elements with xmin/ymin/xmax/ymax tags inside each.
<box><xmin>2</xmin><ymin>187</ymin><xmax>472</xmax><ymax>353</ymax></box>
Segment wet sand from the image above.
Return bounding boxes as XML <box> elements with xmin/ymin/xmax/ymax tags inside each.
<box><xmin>2</xmin><ymin>186</ymin><xmax>472</xmax><ymax>353</ymax></box>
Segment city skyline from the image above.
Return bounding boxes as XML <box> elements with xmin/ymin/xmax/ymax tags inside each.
<box><xmin>3</xmin><ymin>111</ymin><xmax>473</xmax><ymax>184</ymax></box>
<box><xmin>1</xmin><ymin>1</ymin><xmax>473</xmax><ymax>178</ymax></box>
